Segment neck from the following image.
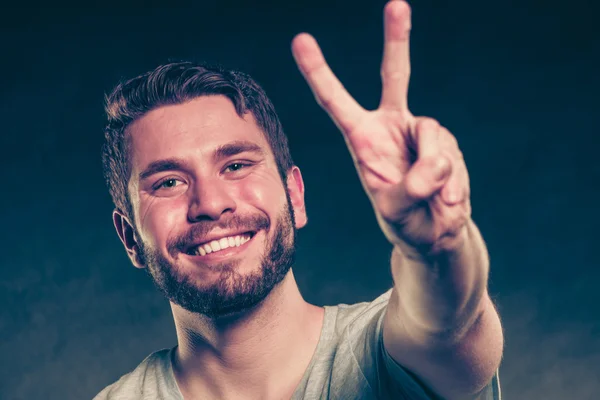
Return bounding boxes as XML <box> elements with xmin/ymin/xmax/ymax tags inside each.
<box><xmin>171</xmin><ymin>269</ymin><xmax>324</xmax><ymax>400</ymax></box>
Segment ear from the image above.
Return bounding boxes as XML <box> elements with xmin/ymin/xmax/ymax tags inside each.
<box><xmin>286</xmin><ymin>166</ymin><xmax>308</xmax><ymax>229</ymax></box>
<box><xmin>113</xmin><ymin>209</ymin><xmax>145</xmax><ymax>269</ymax></box>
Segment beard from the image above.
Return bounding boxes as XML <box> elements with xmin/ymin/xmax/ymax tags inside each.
<box><xmin>137</xmin><ymin>194</ymin><xmax>297</xmax><ymax>319</ymax></box>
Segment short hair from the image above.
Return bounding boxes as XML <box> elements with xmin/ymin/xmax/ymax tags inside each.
<box><xmin>101</xmin><ymin>61</ymin><xmax>294</xmax><ymax>223</ymax></box>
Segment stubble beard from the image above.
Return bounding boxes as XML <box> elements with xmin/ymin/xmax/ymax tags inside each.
<box><xmin>137</xmin><ymin>196</ymin><xmax>297</xmax><ymax>319</ymax></box>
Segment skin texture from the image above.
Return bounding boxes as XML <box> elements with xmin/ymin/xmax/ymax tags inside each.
<box><xmin>112</xmin><ymin>1</ymin><xmax>503</xmax><ymax>399</ymax></box>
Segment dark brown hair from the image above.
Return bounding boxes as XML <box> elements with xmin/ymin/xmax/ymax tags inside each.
<box><xmin>101</xmin><ymin>61</ymin><xmax>294</xmax><ymax>222</ymax></box>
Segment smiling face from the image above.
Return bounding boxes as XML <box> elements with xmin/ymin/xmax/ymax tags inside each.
<box><xmin>114</xmin><ymin>95</ymin><xmax>307</xmax><ymax>318</ymax></box>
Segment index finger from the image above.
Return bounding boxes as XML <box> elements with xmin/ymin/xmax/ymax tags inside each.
<box><xmin>291</xmin><ymin>33</ymin><xmax>366</xmax><ymax>133</ymax></box>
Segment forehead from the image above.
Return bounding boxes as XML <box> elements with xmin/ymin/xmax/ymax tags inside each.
<box><xmin>127</xmin><ymin>95</ymin><xmax>272</xmax><ymax>174</ymax></box>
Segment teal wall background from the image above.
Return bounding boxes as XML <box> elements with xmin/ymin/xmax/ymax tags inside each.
<box><xmin>1</xmin><ymin>0</ymin><xmax>598</xmax><ymax>398</ymax></box>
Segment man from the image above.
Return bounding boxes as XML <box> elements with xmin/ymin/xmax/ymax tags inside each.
<box><xmin>95</xmin><ymin>1</ymin><xmax>503</xmax><ymax>399</ymax></box>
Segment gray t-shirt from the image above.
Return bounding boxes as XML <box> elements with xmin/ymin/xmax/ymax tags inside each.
<box><xmin>95</xmin><ymin>290</ymin><xmax>501</xmax><ymax>399</ymax></box>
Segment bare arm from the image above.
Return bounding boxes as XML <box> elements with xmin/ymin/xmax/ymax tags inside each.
<box><xmin>384</xmin><ymin>219</ymin><xmax>503</xmax><ymax>399</ymax></box>
<box><xmin>291</xmin><ymin>1</ymin><xmax>503</xmax><ymax>398</ymax></box>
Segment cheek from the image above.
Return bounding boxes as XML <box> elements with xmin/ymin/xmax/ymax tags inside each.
<box><xmin>238</xmin><ymin>170</ymin><xmax>287</xmax><ymax>210</ymax></box>
<box><xmin>137</xmin><ymin>195</ymin><xmax>189</xmax><ymax>248</ymax></box>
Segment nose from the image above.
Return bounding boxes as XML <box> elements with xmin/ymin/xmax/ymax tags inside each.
<box><xmin>187</xmin><ymin>178</ymin><xmax>237</xmax><ymax>222</ymax></box>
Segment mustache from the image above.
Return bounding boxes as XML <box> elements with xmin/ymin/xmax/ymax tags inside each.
<box><xmin>167</xmin><ymin>213</ymin><xmax>270</xmax><ymax>256</ymax></box>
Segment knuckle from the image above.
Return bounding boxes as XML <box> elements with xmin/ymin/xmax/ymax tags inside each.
<box><xmin>316</xmin><ymin>90</ymin><xmax>337</xmax><ymax>109</ymax></box>
<box><xmin>450</xmin><ymin>136</ymin><xmax>459</xmax><ymax>148</ymax></box>
<box><xmin>441</xmin><ymin>129</ymin><xmax>459</xmax><ymax>148</ymax></box>
<box><xmin>417</xmin><ymin>116</ymin><xmax>439</xmax><ymax>128</ymax></box>
<box><xmin>315</xmin><ymin>95</ymin><xmax>332</xmax><ymax>108</ymax></box>
<box><xmin>381</xmin><ymin>69</ymin><xmax>410</xmax><ymax>82</ymax></box>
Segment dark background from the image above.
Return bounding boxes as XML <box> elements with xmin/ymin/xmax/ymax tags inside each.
<box><xmin>1</xmin><ymin>0</ymin><xmax>598</xmax><ymax>398</ymax></box>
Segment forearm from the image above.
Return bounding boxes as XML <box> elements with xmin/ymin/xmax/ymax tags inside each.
<box><xmin>390</xmin><ymin>218</ymin><xmax>490</xmax><ymax>341</ymax></box>
<box><xmin>385</xmin><ymin>219</ymin><xmax>503</xmax><ymax>398</ymax></box>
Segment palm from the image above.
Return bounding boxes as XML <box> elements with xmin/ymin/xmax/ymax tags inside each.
<box><xmin>292</xmin><ymin>1</ymin><xmax>472</xmax><ymax>255</ymax></box>
<box><xmin>348</xmin><ymin>110</ymin><xmax>411</xmax><ymax>190</ymax></box>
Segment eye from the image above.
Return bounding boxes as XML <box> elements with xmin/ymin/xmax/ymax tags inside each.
<box><xmin>224</xmin><ymin>162</ymin><xmax>251</xmax><ymax>173</ymax></box>
<box><xmin>153</xmin><ymin>177</ymin><xmax>184</xmax><ymax>191</ymax></box>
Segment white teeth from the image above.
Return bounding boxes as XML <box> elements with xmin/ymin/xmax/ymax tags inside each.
<box><xmin>193</xmin><ymin>233</ymin><xmax>253</xmax><ymax>256</ymax></box>
<box><xmin>210</xmin><ymin>240</ymin><xmax>221</xmax><ymax>252</ymax></box>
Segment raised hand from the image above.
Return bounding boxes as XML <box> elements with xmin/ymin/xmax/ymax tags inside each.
<box><xmin>292</xmin><ymin>0</ymin><xmax>473</xmax><ymax>257</ymax></box>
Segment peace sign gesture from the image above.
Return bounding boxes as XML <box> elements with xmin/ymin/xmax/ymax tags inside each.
<box><xmin>292</xmin><ymin>0</ymin><xmax>473</xmax><ymax>256</ymax></box>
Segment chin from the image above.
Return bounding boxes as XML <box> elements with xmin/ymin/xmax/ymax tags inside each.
<box><xmin>143</xmin><ymin>207</ymin><xmax>296</xmax><ymax>318</ymax></box>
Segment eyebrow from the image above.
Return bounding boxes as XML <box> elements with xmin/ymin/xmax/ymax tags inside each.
<box><xmin>138</xmin><ymin>158</ymin><xmax>191</xmax><ymax>181</ymax></box>
<box><xmin>213</xmin><ymin>140</ymin><xmax>265</xmax><ymax>162</ymax></box>
<box><xmin>138</xmin><ymin>140</ymin><xmax>265</xmax><ymax>181</ymax></box>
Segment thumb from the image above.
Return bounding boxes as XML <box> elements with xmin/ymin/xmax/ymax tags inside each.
<box><xmin>375</xmin><ymin>155</ymin><xmax>452</xmax><ymax>221</ymax></box>
<box><xmin>406</xmin><ymin>155</ymin><xmax>452</xmax><ymax>199</ymax></box>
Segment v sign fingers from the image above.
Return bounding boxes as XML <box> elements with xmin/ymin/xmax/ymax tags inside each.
<box><xmin>380</xmin><ymin>0</ymin><xmax>412</xmax><ymax>112</ymax></box>
<box><xmin>293</xmin><ymin>1</ymin><xmax>475</xmax><ymax>256</ymax></box>
<box><xmin>291</xmin><ymin>33</ymin><xmax>367</xmax><ymax>134</ymax></box>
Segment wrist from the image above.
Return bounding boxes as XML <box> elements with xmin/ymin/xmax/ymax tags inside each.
<box><xmin>393</xmin><ymin>219</ymin><xmax>471</xmax><ymax>262</ymax></box>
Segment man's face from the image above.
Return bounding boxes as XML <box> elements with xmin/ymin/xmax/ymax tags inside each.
<box><xmin>120</xmin><ymin>95</ymin><xmax>306</xmax><ymax>318</ymax></box>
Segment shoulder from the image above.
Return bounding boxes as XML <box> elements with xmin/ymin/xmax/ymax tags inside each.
<box><xmin>331</xmin><ymin>289</ymin><xmax>393</xmax><ymax>335</ymax></box>
<box><xmin>335</xmin><ymin>290</ymin><xmax>502</xmax><ymax>400</ymax></box>
<box><xmin>293</xmin><ymin>290</ymin><xmax>394</xmax><ymax>399</ymax></box>
<box><xmin>93</xmin><ymin>348</ymin><xmax>180</xmax><ymax>400</ymax></box>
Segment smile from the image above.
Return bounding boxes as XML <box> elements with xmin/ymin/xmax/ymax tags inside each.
<box><xmin>188</xmin><ymin>231</ymin><xmax>256</xmax><ymax>257</ymax></box>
